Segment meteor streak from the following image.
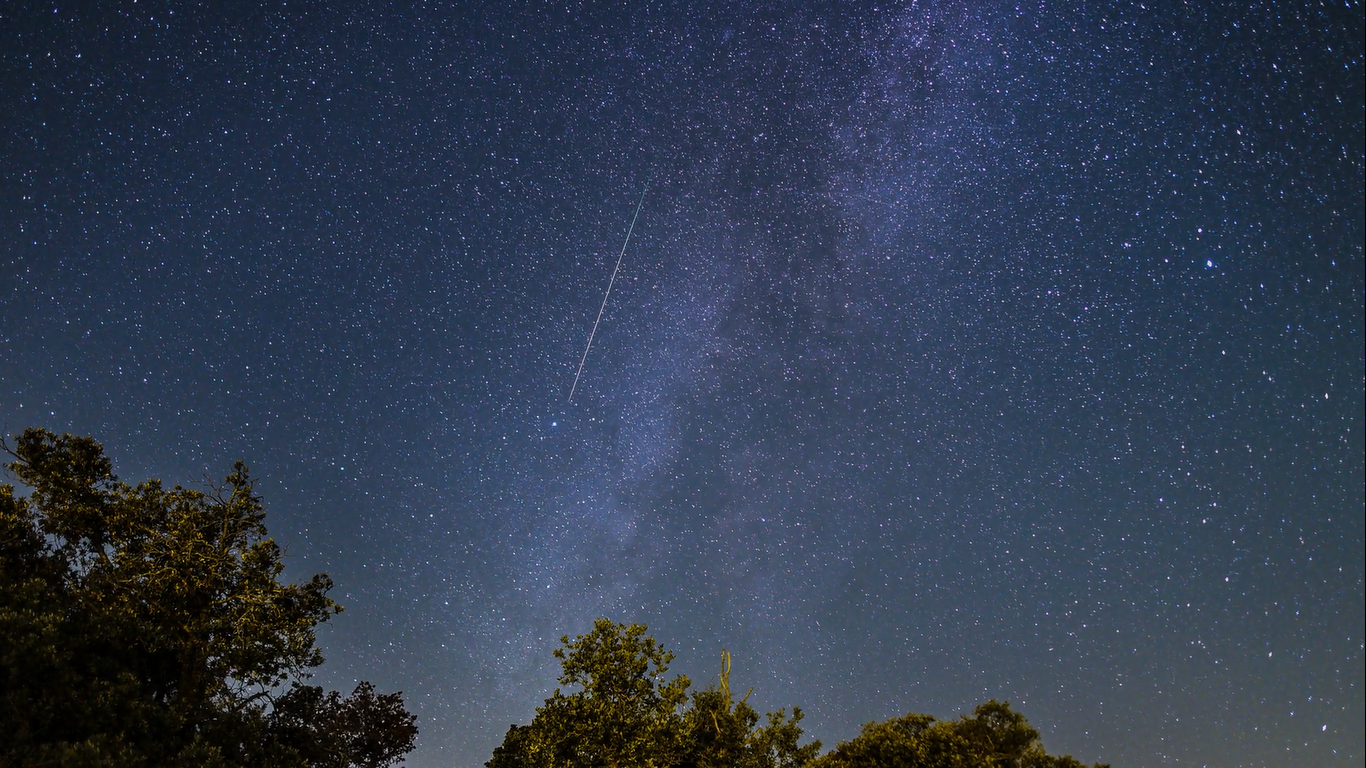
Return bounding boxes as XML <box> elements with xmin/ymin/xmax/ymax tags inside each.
<box><xmin>568</xmin><ymin>176</ymin><xmax>651</xmax><ymax>401</ymax></box>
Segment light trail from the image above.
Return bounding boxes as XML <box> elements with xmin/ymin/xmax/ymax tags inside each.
<box><xmin>568</xmin><ymin>176</ymin><xmax>651</xmax><ymax>402</ymax></box>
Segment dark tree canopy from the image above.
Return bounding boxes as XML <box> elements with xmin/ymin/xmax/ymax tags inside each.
<box><xmin>808</xmin><ymin>700</ymin><xmax>1109</xmax><ymax>768</ymax></box>
<box><xmin>488</xmin><ymin>619</ymin><xmax>821</xmax><ymax>768</ymax></box>
<box><xmin>491</xmin><ymin>622</ymin><xmax>1109</xmax><ymax>768</ymax></box>
<box><xmin>488</xmin><ymin>619</ymin><xmax>694</xmax><ymax>768</ymax></box>
<box><xmin>1</xmin><ymin>427</ymin><xmax>1114</xmax><ymax>768</ymax></box>
<box><xmin>0</xmin><ymin>427</ymin><xmax>417</xmax><ymax>768</ymax></box>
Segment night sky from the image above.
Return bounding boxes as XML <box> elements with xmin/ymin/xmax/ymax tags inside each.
<box><xmin>2</xmin><ymin>1</ymin><xmax>1363</xmax><ymax>766</ymax></box>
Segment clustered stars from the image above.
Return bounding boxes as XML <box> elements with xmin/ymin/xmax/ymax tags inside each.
<box><xmin>1</xmin><ymin>1</ymin><xmax>1361</xmax><ymax>766</ymax></box>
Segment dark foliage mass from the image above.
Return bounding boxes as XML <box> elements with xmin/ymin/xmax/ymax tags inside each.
<box><xmin>0</xmin><ymin>426</ymin><xmax>1110</xmax><ymax>767</ymax></box>
<box><xmin>490</xmin><ymin>619</ymin><xmax>1108</xmax><ymax>768</ymax></box>
<box><xmin>808</xmin><ymin>701</ymin><xmax>1108</xmax><ymax>768</ymax></box>
<box><xmin>0</xmin><ymin>428</ymin><xmax>417</xmax><ymax>768</ymax></box>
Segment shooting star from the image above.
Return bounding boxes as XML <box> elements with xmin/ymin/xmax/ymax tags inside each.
<box><xmin>568</xmin><ymin>176</ymin><xmax>651</xmax><ymax>401</ymax></box>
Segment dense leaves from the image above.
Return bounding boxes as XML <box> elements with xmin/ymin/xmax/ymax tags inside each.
<box><xmin>0</xmin><ymin>428</ymin><xmax>416</xmax><ymax>768</ymax></box>
<box><xmin>1</xmin><ymin>426</ymin><xmax>1112</xmax><ymax>768</ymax></box>
<box><xmin>266</xmin><ymin>682</ymin><xmax>419</xmax><ymax>768</ymax></box>
<box><xmin>488</xmin><ymin>619</ymin><xmax>693</xmax><ymax>768</ymax></box>
<box><xmin>489</xmin><ymin>620</ymin><xmax>821</xmax><ymax>768</ymax></box>
<box><xmin>809</xmin><ymin>700</ymin><xmax>1109</xmax><ymax>768</ymax></box>
<box><xmin>491</xmin><ymin>622</ymin><xmax>1107</xmax><ymax>768</ymax></box>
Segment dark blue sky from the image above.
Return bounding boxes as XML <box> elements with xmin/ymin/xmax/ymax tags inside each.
<box><xmin>2</xmin><ymin>1</ymin><xmax>1362</xmax><ymax>765</ymax></box>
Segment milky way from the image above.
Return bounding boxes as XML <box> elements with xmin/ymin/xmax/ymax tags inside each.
<box><xmin>2</xmin><ymin>2</ymin><xmax>1362</xmax><ymax>766</ymax></box>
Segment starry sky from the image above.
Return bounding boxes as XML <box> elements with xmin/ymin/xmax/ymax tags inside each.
<box><xmin>2</xmin><ymin>1</ymin><xmax>1363</xmax><ymax>766</ymax></box>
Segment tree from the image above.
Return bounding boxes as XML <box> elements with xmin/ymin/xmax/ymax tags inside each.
<box><xmin>491</xmin><ymin>619</ymin><xmax>692</xmax><ymax>768</ymax></box>
<box><xmin>0</xmin><ymin>427</ymin><xmax>417</xmax><ymax>767</ymax></box>
<box><xmin>808</xmin><ymin>700</ymin><xmax>1109</xmax><ymax>768</ymax></box>
<box><xmin>678</xmin><ymin>650</ymin><xmax>820</xmax><ymax>768</ymax></box>
<box><xmin>266</xmin><ymin>682</ymin><xmax>419</xmax><ymax>768</ymax></box>
<box><xmin>741</xmin><ymin>708</ymin><xmax>822</xmax><ymax>768</ymax></box>
<box><xmin>488</xmin><ymin>621</ymin><xmax>819</xmax><ymax>768</ymax></box>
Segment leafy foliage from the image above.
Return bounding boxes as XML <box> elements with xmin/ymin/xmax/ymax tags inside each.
<box><xmin>0</xmin><ymin>428</ymin><xmax>417</xmax><ymax>768</ymax></box>
<box><xmin>679</xmin><ymin>650</ymin><xmax>820</xmax><ymax>768</ymax></box>
<box><xmin>1</xmin><ymin>427</ymin><xmax>1113</xmax><ymax>768</ymax></box>
<box><xmin>490</xmin><ymin>619</ymin><xmax>692</xmax><ymax>767</ymax></box>
<box><xmin>266</xmin><ymin>682</ymin><xmax>419</xmax><ymax>768</ymax></box>
<box><xmin>489</xmin><ymin>619</ymin><xmax>820</xmax><ymax>768</ymax></box>
<box><xmin>809</xmin><ymin>700</ymin><xmax>1109</xmax><ymax>768</ymax></box>
<box><xmin>490</xmin><ymin>623</ymin><xmax>1109</xmax><ymax>768</ymax></box>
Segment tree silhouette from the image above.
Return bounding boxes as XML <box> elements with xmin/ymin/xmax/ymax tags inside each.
<box><xmin>489</xmin><ymin>620</ymin><xmax>819</xmax><ymax>768</ymax></box>
<box><xmin>490</xmin><ymin>622</ymin><xmax>1109</xmax><ymax>768</ymax></box>
<box><xmin>0</xmin><ymin>427</ymin><xmax>416</xmax><ymax>767</ymax></box>
<box><xmin>810</xmin><ymin>700</ymin><xmax>1109</xmax><ymax>768</ymax></box>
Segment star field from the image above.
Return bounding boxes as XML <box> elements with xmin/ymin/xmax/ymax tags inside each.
<box><xmin>1</xmin><ymin>1</ymin><xmax>1362</xmax><ymax>766</ymax></box>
